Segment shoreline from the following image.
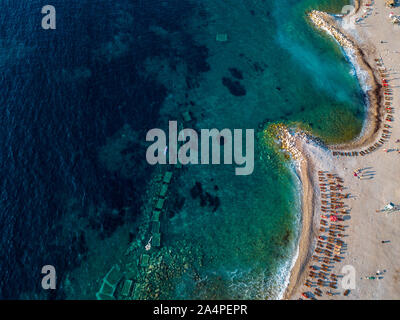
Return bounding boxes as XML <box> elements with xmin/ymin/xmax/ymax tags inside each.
<box><xmin>283</xmin><ymin>0</ymin><xmax>388</xmax><ymax>300</ymax></box>
<box><xmin>308</xmin><ymin>9</ymin><xmax>383</xmax><ymax>150</ymax></box>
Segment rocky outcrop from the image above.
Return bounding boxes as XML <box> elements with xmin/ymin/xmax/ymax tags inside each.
<box><xmin>308</xmin><ymin>10</ymin><xmax>355</xmax><ymax>50</ymax></box>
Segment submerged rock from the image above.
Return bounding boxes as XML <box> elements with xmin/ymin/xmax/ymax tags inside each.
<box><xmin>229</xmin><ymin>67</ymin><xmax>244</xmax><ymax>80</ymax></box>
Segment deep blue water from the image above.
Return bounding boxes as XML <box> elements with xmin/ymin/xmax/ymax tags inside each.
<box><xmin>0</xmin><ymin>0</ymin><xmax>209</xmax><ymax>299</ymax></box>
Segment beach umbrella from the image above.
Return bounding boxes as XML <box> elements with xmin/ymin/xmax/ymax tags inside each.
<box><xmin>330</xmin><ymin>215</ymin><xmax>338</xmax><ymax>222</ymax></box>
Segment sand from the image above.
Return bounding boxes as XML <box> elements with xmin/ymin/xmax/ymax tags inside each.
<box><xmin>284</xmin><ymin>0</ymin><xmax>400</xmax><ymax>300</ymax></box>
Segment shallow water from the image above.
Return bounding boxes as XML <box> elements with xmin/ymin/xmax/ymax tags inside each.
<box><xmin>0</xmin><ymin>0</ymin><xmax>364</xmax><ymax>299</ymax></box>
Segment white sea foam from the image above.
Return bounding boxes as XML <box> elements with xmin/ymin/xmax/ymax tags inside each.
<box><xmin>269</xmin><ymin>9</ymin><xmax>372</xmax><ymax>301</ymax></box>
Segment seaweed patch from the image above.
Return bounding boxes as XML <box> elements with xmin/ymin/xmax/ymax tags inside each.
<box><xmin>222</xmin><ymin>77</ymin><xmax>246</xmax><ymax>96</ymax></box>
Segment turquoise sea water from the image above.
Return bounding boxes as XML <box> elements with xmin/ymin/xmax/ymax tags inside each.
<box><xmin>119</xmin><ymin>0</ymin><xmax>365</xmax><ymax>299</ymax></box>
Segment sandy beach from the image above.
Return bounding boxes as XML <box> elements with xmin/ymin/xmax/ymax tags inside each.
<box><xmin>285</xmin><ymin>0</ymin><xmax>400</xmax><ymax>300</ymax></box>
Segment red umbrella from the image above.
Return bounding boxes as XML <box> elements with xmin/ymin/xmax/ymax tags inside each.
<box><xmin>330</xmin><ymin>215</ymin><xmax>338</xmax><ymax>222</ymax></box>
